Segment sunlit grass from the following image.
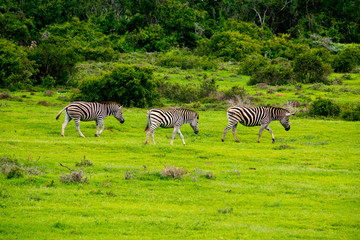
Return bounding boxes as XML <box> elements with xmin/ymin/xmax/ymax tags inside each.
<box><xmin>0</xmin><ymin>91</ymin><xmax>359</xmax><ymax>239</ymax></box>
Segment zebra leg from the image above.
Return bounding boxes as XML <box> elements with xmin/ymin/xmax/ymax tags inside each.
<box><xmin>151</xmin><ymin>131</ymin><xmax>156</xmax><ymax>145</ymax></box>
<box><xmin>170</xmin><ymin>127</ymin><xmax>180</xmax><ymax>145</ymax></box>
<box><xmin>222</xmin><ymin>124</ymin><xmax>233</xmax><ymax>142</ymax></box>
<box><xmin>145</xmin><ymin>125</ymin><xmax>158</xmax><ymax>145</ymax></box>
<box><xmin>96</xmin><ymin>120</ymin><xmax>105</xmax><ymax>137</ymax></box>
<box><xmin>95</xmin><ymin>120</ymin><xmax>99</xmax><ymax>137</ymax></box>
<box><xmin>177</xmin><ymin>129</ymin><xmax>186</xmax><ymax>146</ymax></box>
<box><xmin>266</xmin><ymin>126</ymin><xmax>275</xmax><ymax>143</ymax></box>
<box><xmin>257</xmin><ymin>124</ymin><xmax>268</xmax><ymax>143</ymax></box>
<box><xmin>74</xmin><ymin>119</ymin><xmax>85</xmax><ymax>138</ymax></box>
<box><xmin>232</xmin><ymin>123</ymin><xmax>240</xmax><ymax>142</ymax></box>
<box><xmin>61</xmin><ymin>112</ymin><xmax>71</xmax><ymax>137</ymax></box>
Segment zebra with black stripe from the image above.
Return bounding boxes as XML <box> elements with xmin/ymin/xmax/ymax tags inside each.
<box><xmin>56</xmin><ymin>101</ymin><xmax>125</xmax><ymax>137</ymax></box>
<box><xmin>144</xmin><ymin>108</ymin><xmax>199</xmax><ymax>145</ymax></box>
<box><xmin>222</xmin><ymin>106</ymin><xmax>295</xmax><ymax>143</ymax></box>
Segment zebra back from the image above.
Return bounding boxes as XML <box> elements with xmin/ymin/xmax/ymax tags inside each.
<box><xmin>147</xmin><ymin>108</ymin><xmax>198</xmax><ymax>128</ymax></box>
<box><xmin>228</xmin><ymin>106</ymin><xmax>290</xmax><ymax>127</ymax></box>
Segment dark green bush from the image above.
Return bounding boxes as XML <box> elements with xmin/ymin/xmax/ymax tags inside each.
<box><xmin>309</xmin><ymin>98</ymin><xmax>340</xmax><ymax>117</ymax></box>
<box><xmin>125</xmin><ymin>25</ymin><xmax>171</xmax><ymax>52</ymax></box>
<box><xmin>156</xmin><ymin>49</ymin><xmax>217</xmax><ymax>70</ymax></box>
<box><xmin>0</xmin><ymin>39</ymin><xmax>37</xmax><ymax>89</ymax></box>
<box><xmin>331</xmin><ymin>45</ymin><xmax>360</xmax><ymax>73</ymax></box>
<box><xmin>159</xmin><ymin>82</ymin><xmax>199</xmax><ymax>103</ymax></box>
<box><xmin>219</xmin><ymin>86</ymin><xmax>247</xmax><ymax>102</ymax></box>
<box><xmin>239</xmin><ymin>55</ymin><xmax>270</xmax><ymax>75</ymax></box>
<box><xmin>73</xmin><ymin>64</ymin><xmax>160</xmax><ymax>108</ymax></box>
<box><xmin>0</xmin><ymin>12</ymin><xmax>36</xmax><ymax>44</ymax></box>
<box><xmin>209</xmin><ymin>31</ymin><xmax>261</xmax><ymax>61</ymax></box>
<box><xmin>292</xmin><ymin>49</ymin><xmax>333</xmax><ymax>84</ymax></box>
<box><xmin>341</xmin><ymin>104</ymin><xmax>360</xmax><ymax>121</ymax></box>
<box><xmin>262</xmin><ymin>34</ymin><xmax>309</xmax><ymax>60</ymax></box>
<box><xmin>248</xmin><ymin>63</ymin><xmax>295</xmax><ymax>86</ymax></box>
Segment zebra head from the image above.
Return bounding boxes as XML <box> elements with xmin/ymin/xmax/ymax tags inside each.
<box><xmin>115</xmin><ymin>106</ymin><xmax>125</xmax><ymax>124</ymax></box>
<box><xmin>280</xmin><ymin>112</ymin><xmax>295</xmax><ymax>131</ymax></box>
<box><xmin>190</xmin><ymin>113</ymin><xmax>199</xmax><ymax>134</ymax></box>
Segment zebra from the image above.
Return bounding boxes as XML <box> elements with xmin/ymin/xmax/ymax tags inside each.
<box><xmin>144</xmin><ymin>108</ymin><xmax>199</xmax><ymax>145</ymax></box>
<box><xmin>222</xmin><ymin>106</ymin><xmax>295</xmax><ymax>143</ymax></box>
<box><xmin>55</xmin><ymin>101</ymin><xmax>125</xmax><ymax>137</ymax></box>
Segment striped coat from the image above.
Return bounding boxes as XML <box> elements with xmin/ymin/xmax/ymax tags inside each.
<box><xmin>222</xmin><ymin>106</ymin><xmax>294</xmax><ymax>143</ymax></box>
<box><xmin>56</xmin><ymin>101</ymin><xmax>124</xmax><ymax>137</ymax></box>
<box><xmin>144</xmin><ymin>108</ymin><xmax>199</xmax><ymax>145</ymax></box>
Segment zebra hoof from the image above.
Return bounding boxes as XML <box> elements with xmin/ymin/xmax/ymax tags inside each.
<box><xmin>95</xmin><ymin>134</ymin><xmax>99</xmax><ymax>137</ymax></box>
<box><xmin>221</xmin><ymin>139</ymin><xmax>224</xmax><ymax>142</ymax></box>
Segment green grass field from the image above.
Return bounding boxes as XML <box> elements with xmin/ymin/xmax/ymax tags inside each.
<box><xmin>0</xmin><ymin>88</ymin><xmax>359</xmax><ymax>239</ymax></box>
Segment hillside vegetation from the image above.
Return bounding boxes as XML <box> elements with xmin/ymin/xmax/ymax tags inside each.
<box><xmin>1</xmin><ymin>0</ymin><xmax>360</xmax><ymax>239</ymax></box>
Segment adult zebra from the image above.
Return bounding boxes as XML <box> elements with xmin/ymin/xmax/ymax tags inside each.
<box><xmin>56</xmin><ymin>101</ymin><xmax>125</xmax><ymax>137</ymax></box>
<box><xmin>222</xmin><ymin>106</ymin><xmax>295</xmax><ymax>143</ymax></box>
<box><xmin>144</xmin><ymin>108</ymin><xmax>199</xmax><ymax>145</ymax></box>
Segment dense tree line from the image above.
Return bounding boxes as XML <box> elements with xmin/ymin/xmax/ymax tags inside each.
<box><xmin>1</xmin><ymin>0</ymin><xmax>360</xmax><ymax>91</ymax></box>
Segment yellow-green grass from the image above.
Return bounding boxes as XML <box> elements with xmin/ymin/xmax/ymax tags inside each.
<box><xmin>0</xmin><ymin>93</ymin><xmax>359</xmax><ymax>239</ymax></box>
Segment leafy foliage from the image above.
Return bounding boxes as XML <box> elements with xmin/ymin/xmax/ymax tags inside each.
<box><xmin>331</xmin><ymin>45</ymin><xmax>360</xmax><ymax>73</ymax></box>
<box><xmin>309</xmin><ymin>98</ymin><xmax>340</xmax><ymax>117</ymax></box>
<box><xmin>292</xmin><ymin>49</ymin><xmax>333</xmax><ymax>84</ymax></box>
<box><xmin>156</xmin><ymin>49</ymin><xmax>217</xmax><ymax>70</ymax></box>
<box><xmin>209</xmin><ymin>31</ymin><xmax>261</xmax><ymax>61</ymax></box>
<box><xmin>73</xmin><ymin>64</ymin><xmax>160</xmax><ymax>108</ymax></box>
<box><xmin>0</xmin><ymin>39</ymin><xmax>37</xmax><ymax>89</ymax></box>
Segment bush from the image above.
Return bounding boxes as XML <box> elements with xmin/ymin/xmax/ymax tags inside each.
<box><xmin>125</xmin><ymin>25</ymin><xmax>171</xmax><ymax>52</ymax></box>
<box><xmin>331</xmin><ymin>45</ymin><xmax>360</xmax><ymax>73</ymax></box>
<box><xmin>0</xmin><ymin>39</ymin><xmax>37</xmax><ymax>89</ymax></box>
<box><xmin>341</xmin><ymin>104</ymin><xmax>360</xmax><ymax>121</ymax></box>
<box><xmin>159</xmin><ymin>82</ymin><xmax>199</xmax><ymax>103</ymax></box>
<box><xmin>262</xmin><ymin>34</ymin><xmax>309</xmax><ymax>60</ymax></box>
<box><xmin>73</xmin><ymin>64</ymin><xmax>160</xmax><ymax>108</ymax></box>
<box><xmin>59</xmin><ymin>170</ymin><xmax>88</xmax><ymax>184</ymax></box>
<box><xmin>239</xmin><ymin>55</ymin><xmax>270</xmax><ymax>75</ymax></box>
<box><xmin>248</xmin><ymin>63</ymin><xmax>295</xmax><ymax>86</ymax></box>
<box><xmin>156</xmin><ymin>49</ymin><xmax>217</xmax><ymax>70</ymax></box>
<box><xmin>309</xmin><ymin>98</ymin><xmax>340</xmax><ymax>117</ymax></box>
<box><xmin>209</xmin><ymin>31</ymin><xmax>261</xmax><ymax>61</ymax></box>
<box><xmin>161</xmin><ymin>165</ymin><xmax>187</xmax><ymax>179</ymax></box>
<box><xmin>292</xmin><ymin>49</ymin><xmax>333</xmax><ymax>84</ymax></box>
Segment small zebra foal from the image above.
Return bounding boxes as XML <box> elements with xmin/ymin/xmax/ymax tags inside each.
<box><xmin>144</xmin><ymin>108</ymin><xmax>199</xmax><ymax>145</ymax></box>
<box><xmin>56</xmin><ymin>101</ymin><xmax>124</xmax><ymax>137</ymax></box>
<box><xmin>222</xmin><ymin>106</ymin><xmax>295</xmax><ymax>143</ymax></box>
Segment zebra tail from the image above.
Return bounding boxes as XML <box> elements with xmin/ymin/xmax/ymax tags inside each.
<box><xmin>144</xmin><ymin>111</ymin><xmax>150</xmax><ymax>131</ymax></box>
<box><xmin>55</xmin><ymin>107</ymin><xmax>67</xmax><ymax>120</ymax></box>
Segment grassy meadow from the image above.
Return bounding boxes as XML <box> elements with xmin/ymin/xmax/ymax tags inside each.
<box><xmin>1</xmin><ymin>84</ymin><xmax>360</xmax><ymax>239</ymax></box>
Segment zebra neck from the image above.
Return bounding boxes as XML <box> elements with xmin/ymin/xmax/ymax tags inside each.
<box><xmin>106</xmin><ymin>104</ymin><xmax>116</xmax><ymax>116</ymax></box>
<box><xmin>271</xmin><ymin>109</ymin><xmax>286</xmax><ymax>121</ymax></box>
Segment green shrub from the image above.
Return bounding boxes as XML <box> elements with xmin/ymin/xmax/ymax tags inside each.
<box><xmin>156</xmin><ymin>49</ymin><xmax>217</xmax><ymax>70</ymax></box>
<box><xmin>73</xmin><ymin>64</ymin><xmax>160</xmax><ymax>108</ymax></box>
<box><xmin>341</xmin><ymin>104</ymin><xmax>360</xmax><ymax>121</ymax></box>
<box><xmin>309</xmin><ymin>98</ymin><xmax>340</xmax><ymax>117</ymax></box>
<box><xmin>292</xmin><ymin>49</ymin><xmax>333</xmax><ymax>84</ymax></box>
<box><xmin>0</xmin><ymin>39</ymin><xmax>37</xmax><ymax>89</ymax></box>
<box><xmin>262</xmin><ymin>34</ymin><xmax>309</xmax><ymax>60</ymax></box>
<box><xmin>239</xmin><ymin>54</ymin><xmax>270</xmax><ymax>75</ymax></box>
<box><xmin>125</xmin><ymin>25</ymin><xmax>171</xmax><ymax>52</ymax></box>
<box><xmin>248</xmin><ymin>63</ymin><xmax>294</xmax><ymax>86</ymax></box>
<box><xmin>331</xmin><ymin>45</ymin><xmax>360</xmax><ymax>73</ymax></box>
<box><xmin>159</xmin><ymin>82</ymin><xmax>199</xmax><ymax>103</ymax></box>
<box><xmin>209</xmin><ymin>31</ymin><xmax>261</xmax><ymax>61</ymax></box>
<box><xmin>0</xmin><ymin>12</ymin><xmax>36</xmax><ymax>44</ymax></box>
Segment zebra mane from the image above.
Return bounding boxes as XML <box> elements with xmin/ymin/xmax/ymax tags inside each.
<box><xmin>101</xmin><ymin>101</ymin><xmax>120</xmax><ymax>106</ymax></box>
<box><xmin>267</xmin><ymin>106</ymin><xmax>289</xmax><ymax>112</ymax></box>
